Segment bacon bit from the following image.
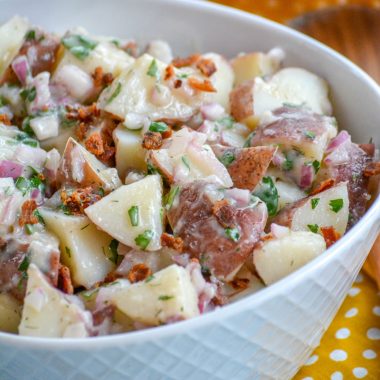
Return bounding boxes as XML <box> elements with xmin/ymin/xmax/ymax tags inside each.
<box><xmin>93</xmin><ymin>305</ymin><xmax>115</xmax><ymax>326</ymax></box>
<box><xmin>196</xmin><ymin>58</ymin><xmax>217</xmax><ymax>77</ymax></box>
<box><xmin>161</xmin><ymin>233</ymin><xmax>184</xmax><ymax>252</ymax></box>
<box><xmin>212</xmin><ymin>200</ymin><xmax>235</xmax><ymax>229</ymax></box>
<box><xmin>58</xmin><ymin>264</ymin><xmax>74</xmax><ymax>295</ymax></box>
<box><xmin>103</xmin><ymin>271</ymin><xmax>120</xmax><ymax>284</ymax></box>
<box><xmin>92</xmin><ymin>66</ymin><xmax>114</xmax><ymax>88</ymax></box>
<box><xmin>75</xmin><ymin>122</ymin><xmax>89</xmax><ymax>141</ymax></box>
<box><xmin>310</xmin><ymin>178</ymin><xmax>335</xmax><ymax>196</ymax></box>
<box><xmin>127</xmin><ymin>263</ymin><xmax>152</xmax><ymax>283</ymax></box>
<box><xmin>261</xmin><ymin>233</ymin><xmax>274</xmax><ymax>242</ymax></box>
<box><xmin>142</xmin><ymin>131</ymin><xmax>163</xmax><ymax>150</ymax></box>
<box><xmin>98</xmin><ymin>142</ymin><xmax>115</xmax><ymax>164</ymax></box>
<box><xmin>48</xmin><ymin>252</ymin><xmax>60</xmax><ymax>287</ymax></box>
<box><xmin>19</xmin><ymin>200</ymin><xmax>38</xmax><ymax>227</ymax></box>
<box><xmin>66</xmin><ymin>103</ymin><xmax>100</xmax><ymax>122</ymax></box>
<box><xmin>0</xmin><ymin>114</ymin><xmax>11</xmax><ymax>126</ymax></box>
<box><xmin>61</xmin><ymin>187</ymin><xmax>101</xmax><ymax>215</ymax></box>
<box><xmin>173</xmin><ymin>79</ymin><xmax>182</xmax><ymax>88</ymax></box>
<box><xmin>188</xmin><ymin>77</ymin><xmax>216</xmax><ymax>92</ymax></box>
<box><xmin>85</xmin><ymin>133</ymin><xmax>105</xmax><ymax>156</ymax></box>
<box><xmin>320</xmin><ymin>226</ymin><xmax>341</xmax><ymax>248</ymax></box>
<box><xmin>212</xmin><ymin>285</ymin><xmax>228</xmax><ymax>306</ymax></box>
<box><xmin>123</xmin><ymin>41</ymin><xmax>138</xmax><ymax>57</ymax></box>
<box><xmin>230</xmin><ymin>278</ymin><xmax>250</xmax><ymax>290</ymax></box>
<box><xmin>164</xmin><ymin>64</ymin><xmax>175</xmax><ymax>80</ymax></box>
<box><xmin>161</xmin><ymin>127</ymin><xmax>173</xmax><ymax>139</ymax></box>
<box><xmin>172</xmin><ymin>54</ymin><xmax>201</xmax><ymax>68</ymax></box>
<box><xmin>364</xmin><ymin>162</ymin><xmax>380</xmax><ymax>177</ymax></box>
<box><xmin>359</xmin><ymin>143</ymin><xmax>375</xmax><ymax>157</ymax></box>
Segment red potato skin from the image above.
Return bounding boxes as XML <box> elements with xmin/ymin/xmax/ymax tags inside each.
<box><xmin>212</xmin><ymin>145</ymin><xmax>276</xmax><ymax>191</ymax></box>
<box><xmin>229</xmin><ymin>79</ymin><xmax>254</xmax><ymax>121</ymax></box>
<box><xmin>167</xmin><ymin>181</ymin><xmax>267</xmax><ymax>280</ymax></box>
<box><xmin>271</xmin><ymin>197</ymin><xmax>309</xmax><ymax>229</ymax></box>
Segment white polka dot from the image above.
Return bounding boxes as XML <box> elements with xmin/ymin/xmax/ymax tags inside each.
<box><xmin>305</xmin><ymin>354</ymin><xmax>318</xmax><ymax>366</ymax></box>
<box><xmin>355</xmin><ymin>273</ymin><xmax>364</xmax><ymax>283</ymax></box>
<box><xmin>362</xmin><ymin>349</ymin><xmax>377</xmax><ymax>359</ymax></box>
<box><xmin>348</xmin><ymin>287</ymin><xmax>361</xmax><ymax>297</ymax></box>
<box><xmin>331</xmin><ymin>372</ymin><xmax>343</xmax><ymax>380</ymax></box>
<box><xmin>345</xmin><ymin>307</ymin><xmax>358</xmax><ymax>318</ymax></box>
<box><xmin>335</xmin><ymin>327</ymin><xmax>350</xmax><ymax>339</ymax></box>
<box><xmin>367</xmin><ymin>328</ymin><xmax>380</xmax><ymax>340</ymax></box>
<box><xmin>353</xmin><ymin>367</ymin><xmax>368</xmax><ymax>378</ymax></box>
<box><xmin>373</xmin><ymin>306</ymin><xmax>380</xmax><ymax>316</ymax></box>
<box><xmin>330</xmin><ymin>349</ymin><xmax>348</xmax><ymax>361</ymax></box>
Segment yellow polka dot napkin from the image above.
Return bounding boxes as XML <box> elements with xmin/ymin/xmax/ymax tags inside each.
<box><xmin>294</xmin><ymin>273</ymin><xmax>380</xmax><ymax>379</ymax></box>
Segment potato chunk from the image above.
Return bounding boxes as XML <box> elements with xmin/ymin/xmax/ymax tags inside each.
<box><xmin>39</xmin><ymin>207</ymin><xmax>115</xmax><ymax>288</ymax></box>
<box><xmin>273</xmin><ymin>182</ymin><xmax>349</xmax><ymax>235</ymax></box>
<box><xmin>19</xmin><ymin>264</ymin><xmax>91</xmax><ymax>337</ymax></box>
<box><xmin>114</xmin><ymin>264</ymin><xmax>199</xmax><ymax>325</ymax></box>
<box><xmin>85</xmin><ymin>175</ymin><xmax>163</xmax><ymax>251</ymax></box>
<box><xmin>58</xmin><ymin>137</ymin><xmax>121</xmax><ymax>192</ymax></box>
<box><xmin>254</xmin><ymin>230</ymin><xmax>326</xmax><ymax>285</ymax></box>
<box><xmin>0</xmin><ymin>293</ymin><xmax>22</xmax><ymax>333</ymax></box>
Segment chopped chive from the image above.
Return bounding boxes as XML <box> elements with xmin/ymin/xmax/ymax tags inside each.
<box><xmin>62</xmin><ymin>34</ymin><xmax>98</xmax><ymax>60</ymax></box>
<box><xmin>158</xmin><ymin>295</ymin><xmax>174</xmax><ymax>301</ymax></box>
<box><xmin>128</xmin><ymin>205</ymin><xmax>139</xmax><ymax>227</ymax></box>
<box><xmin>164</xmin><ymin>185</ymin><xmax>179</xmax><ymax>210</ymax></box>
<box><xmin>329</xmin><ymin>198</ymin><xmax>344</xmax><ymax>213</ymax></box>
<box><xmin>304</xmin><ymin>131</ymin><xmax>316</xmax><ymax>140</ymax></box>
<box><xmin>145</xmin><ymin>275</ymin><xmax>155</xmax><ymax>283</ymax></box>
<box><xmin>307</xmin><ymin>224</ymin><xmax>319</xmax><ymax>233</ymax></box>
<box><xmin>106</xmin><ymin>82</ymin><xmax>122</xmax><ymax>105</ymax></box>
<box><xmin>15</xmin><ymin>177</ymin><xmax>29</xmax><ymax>195</ymax></box>
<box><xmin>149</xmin><ymin>121</ymin><xmax>168</xmax><ymax>133</ymax></box>
<box><xmin>219</xmin><ymin>150</ymin><xmax>235</xmax><ymax>167</ymax></box>
<box><xmin>147</xmin><ymin>59</ymin><xmax>159</xmax><ymax>79</ymax></box>
<box><xmin>181</xmin><ymin>156</ymin><xmax>190</xmax><ymax>171</ymax></box>
<box><xmin>135</xmin><ymin>230</ymin><xmax>153</xmax><ymax>250</ymax></box>
<box><xmin>108</xmin><ymin>239</ymin><xmax>119</xmax><ymax>264</ymax></box>
<box><xmin>312</xmin><ymin>160</ymin><xmax>320</xmax><ymax>174</ymax></box>
<box><xmin>25</xmin><ymin>224</ymin><xmax>35</xmax><ymax>235</ymax></box>
<box><xmin>311</xmin><ymin>198</ymin><xmax>320</xmax><ymax>210</ymax></box>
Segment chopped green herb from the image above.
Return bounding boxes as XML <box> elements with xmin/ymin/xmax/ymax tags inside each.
<box><xmin>282</xmin><ymin>156</ymin><xmax>293</xmax><ymax>171</ymax></box>
<box><xmin>58</xmin><ymin>204</ymin><xmax>72</xmax><ymax>215</ymax></box>
<box><xmin>312</xmin><ymin>160</ymin><xmax>320</xmax><ymax>174</ymax></box>
<box><xmin>135</xmin><ymin>230</ymin><xmax>154</xmax><ymax>250</ymax></box>
<box><xmin>177</xmin><ymin>73</ymin><xmax>189</xmax><ymax>79</ymax></box>
<box><xmin>307</xmin><ymin>224</ymin><xmax>319</xmax><ymax>233</ymax></box>
<box><xmin>21</xmin><ymin>117</ymin><xmax>35</xmax><ymax>137</ymax></box>
<box><xmin>18</xmin><ymin>255</ymin><xmax>30</xmax><ymax>275</ymax></box>
<box><xmin>149</xmin><ymin>121</ymin><xmax>168</xmax><ymax>133</ymax></box>
<box><xmin>15</xmin><ymin>177</ymin><xmax>29</xmax><ymax>195</ymax></box>
<box><xmin>22</xmin><ymin>138</ymin><xmax>38</xmax><ymax>147</ymax></box>
<box><xmin>20</xmin><ymin>87</ymin><xmax>37</xmax><ymax>102</ymax></box>
<box><xmin>106</xmin><ymin>82</ymin><xmax>122</xmax><ymax>105</ymax></box>
<box><xmin>158</xmin><ymin>295</ymin><xmax>174</xmax><ymax>301</ymax></box>
<box><xmin>111</xmin><ymin>39</ymin><xmax>120</xmax><ymax>47</ymax></box>
<box><xmin>164</xmin><ymin>185</ymin><xmax>179</xmax><ymax>210</ymax></box>
<box><xmin>25</xmin><ymin>30</ymin><xmax>36</xmax><ymax>41</ymax></box>
<box><xmin>145</xmin><ymin>275</ymin><xmax>155</xmax><ymax>283</ymax></box>
<box><xmin>25</xmin><ymin>224</ymin><xmax>35</xmax><ymax>235</ymax></box>
<box><xmin>81</xmin><ymin>288</ymin><xmax>100</xmax><ymax>301</ymax></box>
<box><xmin>329</xmin><ymin>198</ymin><xmax>344</xmax><ymax>213</ymax></box>
<box><xmin>108</xmin><ymin>239</ymin><xmax>119</xmax><ymax>264</ymax></box>
<box><xmin>128</xmin><ymin>205</ymin><xmax>139</xmax><ymax>227</ymax></box>
<box><xmin>97</xmin><ymin>187</ymin><xmax>105</xmax><ymax>197</ymax></box>
<box><xmin>311</xmin><ymin>198</ymin><xmax>320</xmax><ymax>210</ymax></box>
<box><xmin>216</xmin><ymin>116</ymin><xmax>234</xmax><ymax>129</ymax></box>
<box><xmin>147</xmin><ymin>162</ymin><xmax>158</xmax><ymax>175</ymax></box>
<box><xmin>147</xmin><ymin>59</ymin><xmax>159</xmax><ymax>79</ymax></box>
<box><xmin>253</xmin><ymin>176</ymin><xmax>278</xmax><ymax>216</ymax></box>
<box><xmin>199</xmin><ymin>254</ymin><xmax>211</xmax><ymax>276</ymax></box>
<box><xmin>219</xmin><ymin>150</ymin><xmax>235</xmax><ymax>167</ymax></box>
<box><xmin>181</xmin><ymin>156</ymin><xmax>190</xmax><ymax>171</ymax></box>
<box><xmin>65</xmin><ymin>246</ymin><xmax>71</xmax><ymax>258</ymax></box>
<box><xmin>62</xmin><ymin>34</ymin><xmax>98</xmax><ymax>60</ymax></box>
<box><xmin>225</xmin><ymin>227</ymin><xmax>240</xmax><ymax>242</ymax></box>
<box><xmin>304</xmin><ymin>131</ymin><xmax>316</xmax><ymax>140</ymax></box>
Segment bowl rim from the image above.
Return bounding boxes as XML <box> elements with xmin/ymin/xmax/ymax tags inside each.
<box><xmin>1</xmin><ymin>0</ymin><xmax>380</xmax><ymax>349</ymax></box>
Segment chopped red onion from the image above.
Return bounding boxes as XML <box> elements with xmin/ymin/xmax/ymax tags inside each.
<box><xmin>0</xmin><ymin>160</ymin><xmax>23</xmax><ymax>178</ymax></box>
<box><xmin>326</xmin><ymin>130</ymin><xmax>351</xmax><ymax>153</ymax></box>
<box><xmin>11</xmin><ymin>55</ymin><xmax>31</xmax><ymax>86</ymax></box>
<box><xmin>300</xmin><ymin>164</ymin><xmax>314</xmax><ymax>189</ymax></box>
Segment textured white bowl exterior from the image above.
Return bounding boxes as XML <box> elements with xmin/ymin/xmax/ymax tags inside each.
<box><xmin>1</xmin><ymin>1</ymin><xmax>380</xmax><ymax>379</ymax></box>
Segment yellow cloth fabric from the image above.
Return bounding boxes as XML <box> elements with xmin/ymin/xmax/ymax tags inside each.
<box><xmin>209</xmin><ymin>1</ymin><xmax>380</xmax><ymax>378</ymax></box>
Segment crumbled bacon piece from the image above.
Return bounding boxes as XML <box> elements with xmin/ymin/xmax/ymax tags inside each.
<box><xmin>188</xmin><ymin>77</ymin><xmax>216</xmax><ymax>92</ymax></box>
<box><xmin>75</xmin><ymin>122</ymin><xmax>89</xmax><ymax>141</ymax></box>
<box><xmin>212</xmin><ymin>200</ymin><xmax>235</xmax><ymax>229</ymax></box>
<box><xmin>92</xmin><ymin>66</ymin><xmax>114</xmax><ymax>88</ymax></box>
<box><xmin>164</xmin><ymin>64</ymin><xmax>175</xmax><ymax>80</ymax></box>
<box><xmin>364</xmin><ymin>162</ymin><xmax>380</xmax><ymax>177</ymax></box>
<box><xmin>310</xmin><ymin>178</ymin><xmax>335</xmax><ymax>196</ymax></box>
<box><xmin>261</xmin><ymin>233</ymin><xmax>274</xmax><ymax>242</ymax></box>
<box><xmin>98</xmin><ymin>142</ymin><xmax>116</xmax><ymax>164</ymax></box>
<box><xmin>66</xmin><ymin>103</ymin><xmax>100</xmax><ymax>123</ymax></box>
<box><xmin>172</xmin><ymin>54</ymin><xmax>201</xmax><ymax>68</ymax></box>
<box><xmin>58</xmin><ymin>264</ymin><xmax>74</xmax><ymax>295</ymax></box>
<box><xmin>85</xmin><ymin>133</ymin><xmax>105</xmax><ymax>156</ymax></box>
<box><xmin>19</xmin><ymin>200</ymin><xmax>38</xmax><ymax>227</ymax></box>
<box><xmin>142</xmin><ymin>131</ymin><xmax>163</xmax><ymax>150</ymax></box>
<box><xmin>103</xmin><ymin>272</ymin><xmax>120</xmax><ymax>284</ymax></box>
<box><xmin>49</xmin><ymin>252</ymin><xmax>60</xmax><ymax>287</ymax></box>
<box><xmin>230</xmin><ymin>278</ymin><xmax>250</xmax><ymax>290</ymax></box>
<box><xmin>0</xmin><ymin>114</ymin><xmax>11</xmax><ymax>126</ymax></box>
<box><xmin>127</xmin><ymin>263</ymin><xmax>152</xmax><ymax>283</ymax></box>
<box><xmin>173</xmin><ymin>79</ymin><xmax>182</xmax><ymax>88</ymax></box>
<box><xmin>61</xmin><ymin>187</ymin><xmax>101</xmax><ymax>215</ymax></box>
<box><xmin>196</xmin><ymin>58</ymin><xmax>217</xmax><ymax>77</ymax></box>
<box><xmin>320</xmin><ymin>226</ymin><xmax>341</xmax><ymax>248</ymax></box>
<box><xmin>161</xmin><ymin>233</ymin><xmax>184</xmax><ymax>252</ymax></box>
<box><xmin>161</xmin><ymin>127</ymin><xmax>173</xmax><ymax>139</ymax></box>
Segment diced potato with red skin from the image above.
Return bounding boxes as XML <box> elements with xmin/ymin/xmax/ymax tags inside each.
<box><xmin>147</xmin><ymin>128</ymin><xmax>233</xmax><ymax>187</ymax></box>
<box><xmin>211</xmin><ymin>144</ymin><xmax>276</xmax><ymax>191</ymax></box>
<box><xmin>230</xmin><ymin>79</ymin><xmax>255</xmax><ymax>125</ymax></box>
<box><xmin>231</xmin><ymin>52</ymin><xmax>281</xmax><ymax>86</ymax></box>
<box><xmin>58</xmin><ymin>137</ymin><xmax>121</xmax><ymax>192</ymax></box>
<box><xmin>273</xmin><ymin>182</ymin><xmax>349</xmax><ymax>236</ymax></box>
<box><xmin>317</xmin><ymin>131</ymin><xmax>373</xmax><ymax>227</ymax></box>
<box><xmin>167</xmin><ymin>181</ymin><xmax>268</xmax><ymax>281</ymax></box>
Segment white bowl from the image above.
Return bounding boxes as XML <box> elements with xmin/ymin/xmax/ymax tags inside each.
<box><xmin>1</xmin><ymin>1</ymin><xmax>380</xmax><ymax>379</ymax></box>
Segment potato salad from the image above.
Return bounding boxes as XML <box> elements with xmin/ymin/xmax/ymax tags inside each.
<box><xmin>0</xmin><ymin>16</ymin><xmax>379</xmax><ymax>338</ymax></box>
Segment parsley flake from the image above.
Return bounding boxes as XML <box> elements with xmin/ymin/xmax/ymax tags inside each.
<box><xmin>135</xmin><ymin>230</ymin><xmax>154</xmax><ymax>250</ymax></box>
<box><xmin>312</xmin><ymin>160</ymin><xmax>320</xmax><ymax>174</ymax></box>
<box><xmin>307</xmin><ymin>224</ymin><xmax>319</xmax><ymax>233</ymax></box>
<box><xmin>149</xmin><ymin>121</ymin><xmax>168</xmax><ymax>133</ymax></box>
<box><xmin>145</xmin><ymin>275</ymin><xmax>155</xmax><ymax>283</ymax></box>
<box><xmin>106</xmin><ymin>82</ymin><xmax>122</xmax><ymax>105</ymax></box>
<box><xmin>304</xmin><ymin>131</ymin><xmax>316</xmax><ymax>140</ymax></box>
<box><xmin>329</xmin><ymin>198</ymin><xmax>344</xmax><ymax>213</ymax></box>
<box><xmin>62</xmin><ymin>34</ymin><xmax>98</xmax><ymax>60</ymax></box>
<box><xmin>147</xmin><ymin>59</ymin><xmax>159</xmax><ymax>79</ymax></box>
<box><xmin>219</xmin><ymin>150</ymin><xmax>235</xmax><ymax>167</ymax></box>
<box><xmin>311</xmin><ymin>198</ymin><xmax>320</xmax><ymax>210</ymax></box>
<box><xmin>20</xmin><ymin>87</ymin><xmax>37</xmax><ymax>102</ymax></box>
<box><xmin>253</xmin><ymin>176</ymin><xmax>278</xmax><ymax>216</ymax></box>
<box><xmin>128</xmin><ymin>205</ymin><xmax>139</xmax><ymax>227</ymax></box>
